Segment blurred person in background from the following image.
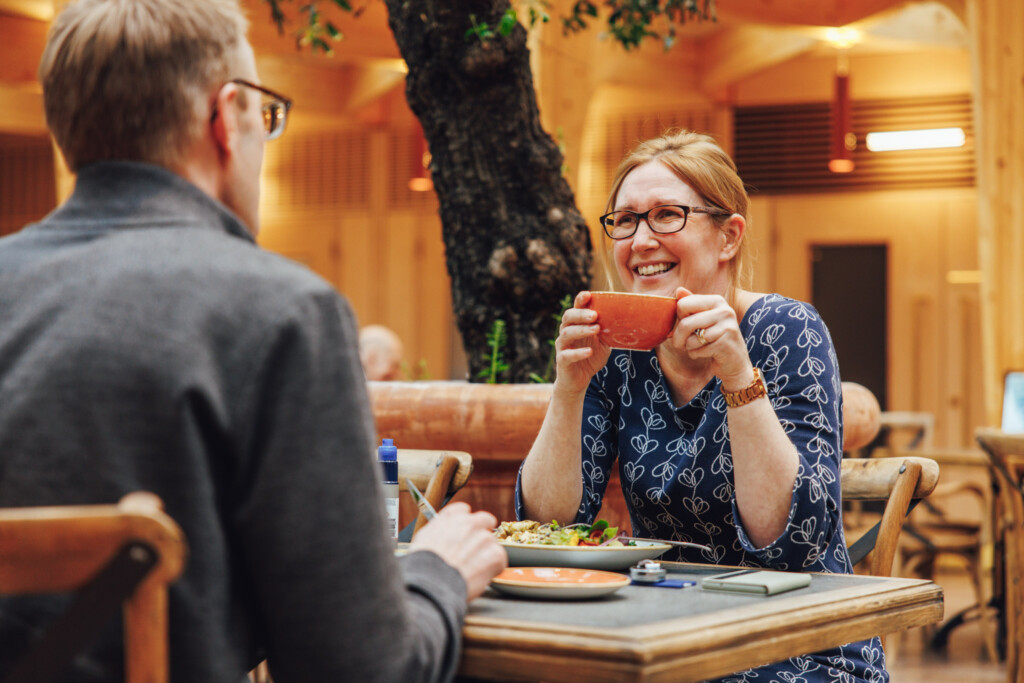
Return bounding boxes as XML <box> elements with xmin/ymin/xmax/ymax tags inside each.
<box><xmin>360</xmin><ymin>324</ymin><xmax>405</xmax><ymax>381</ymax></box>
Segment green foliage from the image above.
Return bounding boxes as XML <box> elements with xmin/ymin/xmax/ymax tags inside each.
<box><xmin>498</xmin><ymin>9</ymin><xmax>519</xmax><ymax>36</ymax></box>
<box><xmin>523</xmin><ymin>0</ymin><xmax>552</xmax><ymax>27</ymax></box>
<box><xmin>262</xmin><ymin>0</ymin><xmax>360</xmax><ymax>54</ymax></box>
<box><xmin>464</xmin><ymin>14</ymin><xmax>493</xmax><ymax>42</ymax></box>
<box><xmin>465</xmin><ymin>9</ymin><xmax>518</xmax><ymax>43</ymax></box>
<box><xmin>564</xmin><ymin>0</ymin><xmax>717</xmax><ymax>51</ymax></box>
<box><xmin>555</xmin><ymin>126</ymin><xmax>569</xmax><ymax>177</ymax></box>
<box><xmin>263</xmin><ymin>0</ymin><xmax>717</xmax><ymax>55</ymax></box>
<box><xmin>529</xmin><ymin>294</ymin><xmax>573</xmax><ymax>384</ymax></box>
<box><xmin>402</xmin><ymin>358</ymin><xmax>432</xmax><ymax>381</ymax></box>
<box><xmin>298</xmin><ymin>3</ymin><xmax>341</xmax><ymax>54</ymax></box>
<box><xmin>477</xmin><ymin>320</ymin><xmax>511</xmax><ymax>384</ymax></box>
<box><xmin>473</xmin><ymin>294</ymin><xmax>572</xmax><ymax>384</ymax></box>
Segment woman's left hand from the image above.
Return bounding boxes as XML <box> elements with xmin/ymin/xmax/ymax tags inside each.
<box><xmin>668</xmin><ymin>286</ymin><xmax>753</xmax><ymax>388</ymax></box>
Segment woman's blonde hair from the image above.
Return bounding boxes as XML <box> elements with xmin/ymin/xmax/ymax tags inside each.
<box><xmin>600</xmin><ymin>129</ymin><xmax>752</xmax><ymax>293</ymax></box>
<box><xmin>38</xmin><ymin>0</ymin><xmax>249</xmax><ymax>172</ymax></box>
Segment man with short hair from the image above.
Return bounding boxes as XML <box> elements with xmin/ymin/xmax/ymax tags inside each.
<box><xmin>0</xmin><ymin>1</ymin><xmax>506</xmax><ymax>681</ymax></box>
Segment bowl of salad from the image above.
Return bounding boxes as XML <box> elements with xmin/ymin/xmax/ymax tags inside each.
<box><xmin>494</xmin><ymin>520</ymin><xmax>670</xmax><ymax>571</ymax></box>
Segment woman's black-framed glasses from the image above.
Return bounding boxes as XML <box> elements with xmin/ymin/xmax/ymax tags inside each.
<box><xmin>212</xmin><ymin>79</ymin><xmax>293</xmax><ymax>141</ymax></box>
<box><xmin>599</xmin><ymin>204</ymin><xmax>731</xmax><ymax>240</ymax></box>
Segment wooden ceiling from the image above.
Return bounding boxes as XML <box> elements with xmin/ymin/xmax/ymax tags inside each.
<box><xmin>0</xmin><ymin>0</ymin><xmax>969</xmax><ymax>132</ymax></box>
<box><xmin>719</xmin><ymin>0</ymin><xmax>960</xmax><ymax>27</ymax></box>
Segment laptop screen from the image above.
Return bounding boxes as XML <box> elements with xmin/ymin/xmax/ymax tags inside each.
<box><xmin>1002</xmin><ymin>371</ymin><xmax>1024</xmax><ymax>433</ymax></box>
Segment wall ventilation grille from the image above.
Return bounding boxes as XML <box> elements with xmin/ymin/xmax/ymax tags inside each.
<box><xmin>734</xmin><ymin>95</ymin><xmax>975</xmax><ymax>195</ymax></box>
<box><xmin>263</xmin><ymin>129</ymin><xmax>372</xmax><ymax>212</ymax></box>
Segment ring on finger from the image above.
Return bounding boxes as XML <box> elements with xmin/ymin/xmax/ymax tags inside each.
<box><xmin>693</xmin><ymin>328</ymin><xmax>709</xmax><ymax>346</ymax></box>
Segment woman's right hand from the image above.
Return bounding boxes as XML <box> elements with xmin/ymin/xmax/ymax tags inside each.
<box><xmin>552</xmin><ymin>291</ymin><xmax>612</xmax><ymax>396</ymax></box>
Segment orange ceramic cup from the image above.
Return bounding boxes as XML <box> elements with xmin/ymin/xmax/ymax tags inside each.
<box><xmin>585</xmin><ymin>291</ymin><xmax>678</xmax><ymax>350</ymax></box>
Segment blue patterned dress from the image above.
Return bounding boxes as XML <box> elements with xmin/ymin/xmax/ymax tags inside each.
<box><xmin>516</xmin><ymin>294</ymin><xmax>887</xmax><ymax>682</ymax></box>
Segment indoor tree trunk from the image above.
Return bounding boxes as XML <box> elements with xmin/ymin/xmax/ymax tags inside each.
<box><xmin>383</xmin><ymin>1</ymin><xmax>593</xmax><ymax>383</ymax></box>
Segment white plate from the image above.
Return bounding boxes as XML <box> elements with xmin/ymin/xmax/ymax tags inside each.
<box><xmin>490</xmin><ymin>566</ymin><xmax>631</xmax><ymax>600</ymax></box>
<box><xmin>499</xmin><ymin>540</ymin><xmax>670</xmax><ymax>571</ymax></box>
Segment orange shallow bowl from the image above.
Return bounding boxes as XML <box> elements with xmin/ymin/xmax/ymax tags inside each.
<box><xmin>585</xmin><ymin>291</ymin><xmax>677</xmax><ymax>350</ymax></box>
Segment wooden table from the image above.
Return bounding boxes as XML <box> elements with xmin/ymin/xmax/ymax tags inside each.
<box><xmin>458</xmin><ymin>563</ymin><xmax>943</xmax><ymax>682</ymax></box>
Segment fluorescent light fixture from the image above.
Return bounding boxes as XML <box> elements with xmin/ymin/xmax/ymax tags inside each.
<box><xmin>865</xmin><ymin>128</ymin><xmax>966</xmax><ymax>152</ymax></box>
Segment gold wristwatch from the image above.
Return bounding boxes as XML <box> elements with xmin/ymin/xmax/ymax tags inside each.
<box><xmin>721</xmin><ymin>367</ymin><xmax>768</xmax><ymax>408</ymax></box>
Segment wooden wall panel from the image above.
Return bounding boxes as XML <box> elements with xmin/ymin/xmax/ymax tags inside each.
<box><xmin>0</xmin><ymin>133</ymin><xmax>54</xmax><ymax>235</ymax></box>
<box><xmin>750</xmin><ymin>187</ymin><xmax>982</xmax><ymax>448</ymax></box>
<box><xmin>337</xmin><ymin>212</ymin><xmax>378</xmax><ymax>323</ymax></box>
<box><xmin>257</xmin><ymin>126</ymin><xmax>454</xmax><ymax>380</ymax></box>
<box><xmin>967</xmin><ymin>0</ymin><xmax>1024</xmax><ymax>426</ymax></box>
<box><xmin>380</xmin><ymin>211</ymin><xmax>451</xmax><ymax>380</ymax></box>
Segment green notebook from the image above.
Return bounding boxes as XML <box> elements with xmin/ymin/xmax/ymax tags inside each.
<box><xmin>701</xmin><ymin>569</ymin><xmax>812</xmax><ymax>596</ymax></box>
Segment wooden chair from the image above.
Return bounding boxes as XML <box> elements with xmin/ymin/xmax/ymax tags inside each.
<box><xmin>841</xmin><ymin>456</ymin><xmax>940</xmax><ymax>577</ymax></box>
<box><xmin>884</xmin><ymin>446</ymin><xmax>999</xmax><ymax>661</ymax></box>
<box><xmin>0</xmin><ymin>492</ymin><xmax>187</xmax><ymax>683</ymax></box>
<box><xmin>398</xmin><ymin>448</ymin><xmax>473</xmax><ymax>536</ymax></box>
<box><xmin>975</xmin><ymin>428</ymin><xmax>1024</xmax><ymax>683</ymax></box>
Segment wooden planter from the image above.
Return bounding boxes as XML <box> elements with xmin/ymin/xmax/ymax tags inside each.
<box><xmin>370</xmin><ymin>380</ymin><xmax>881</xmax><ymax>530</ymax></box>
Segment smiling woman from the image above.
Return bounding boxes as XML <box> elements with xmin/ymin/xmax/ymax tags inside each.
<box><xmin>518</xmin><ymin>129</ymin><xmax>889</xmax><ymax>683</ymax></box>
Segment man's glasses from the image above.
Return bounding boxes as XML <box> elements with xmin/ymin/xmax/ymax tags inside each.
<box><xmin>599</xmin><ymin>204</ymin><xmax>731</xmax><ymax>240</ymax></box>
<box><xmin>211</xmin><ymin>79</ymin><xmax>293</xmax><ymax>141</ymax></box>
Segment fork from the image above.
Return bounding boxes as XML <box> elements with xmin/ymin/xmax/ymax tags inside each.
<box><xmin>613</xmin><ymin>536</ymin><xmax>712</xmax><ymax>552</ymax></box>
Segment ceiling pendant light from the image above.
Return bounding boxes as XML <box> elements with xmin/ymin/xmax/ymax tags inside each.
<box><xmin>408</xmin><ymin>125</ymin><xmax>433</xmax><ymax>192</ymax></box>
<box><xmin>829</xmin><ymin>52</ymin><xmax>855</xmax><ymax>174</ymax></box>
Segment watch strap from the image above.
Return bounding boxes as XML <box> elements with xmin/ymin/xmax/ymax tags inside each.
<box><xmin>721</xmin><ymin>367</ymin><xmax>768</xmax><ymax>408</ymax></box>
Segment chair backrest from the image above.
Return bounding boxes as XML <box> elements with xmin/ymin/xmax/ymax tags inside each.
<box><xmin>398</xmin><ymin>449</ymin><xmax>473</xmax><ymax>535</ymax></box>
<box><xmin>976</xmin><ymin>427</ymin><xmax>1024</xmax><ymax>496</ymax></box>
<box><xmin>975</xmin><ymin>427</ymin><xmax>1024</xmax><ymax>683</ymax></box>
<box><xmin>0</xmin><ymin>492</ymin><xmax>187</xmax><ymax>683</ymax></box>
<box><xmin>841</xmin><ymin>456</ymin><xmax>940</xmax><ymax>576</ymax></box>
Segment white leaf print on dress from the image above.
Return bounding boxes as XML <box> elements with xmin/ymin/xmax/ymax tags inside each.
<box><xmin>761</xmin><ymin>323</ymin><xmax>786</xmax><ymax>345</ymax></box>
<box><xmin>645</xmin><ymin>486</ymin><xmax>670</xmax><ymax>504</ymax></box>
<box><xmin>798</xmin><ymin>327</ymin><xmax>824</xmax><ymax>348</ymax></box>
<box><xmin>583</xmin><ymin>434</ymin><xmax>607</xmax><ymax>459</ymax></box>
<box><xmin>651</xmin><ymin>460</ymin><xmax>675</xmax><ymax>483</ymax></box>
<box><xmin>799</xmin><ymin>356</ymin><xmax>827</xmax><ymax>378</ymax></box>
<box><xmin>677</xmin><ymin>466</ymin><xmax>704</xmax><ymax>490</ymax></box>
<box><xmin>805</xmin><ymin>411</ymin><xmax>833</xmax><ymax>430</ymax></box>
<box><xmin>645</xmin><ymin>377</ymin><xmax>668</xmax><ymax>404</ymax></box>
<box><xmin>712</xmin><ymin>481</ymin><xmax>733</xmax><ymax>503</ymax></box>
<box><xmin>582</xmin><ymin>455</ymin><xmax>606</xmax><ymax>485</ymax></box>
<box><xmin>622</xmin><ymin>461</ymin><xmax>645</xmax><ymax>483</ymax></box>
<box><xmin>763</xmin><ymin>346</ymin><xmax>790</xmax><ymax>371</ymax></box>
<box><xmin>682</xmin><ymin>495</ymin><xmax>710</xmax><ymax>516</ymax></box>
<box><xmin>630</xmin><ymin>433</ymin><xmax>658</xmax><ymax>456</ymax></box>
<box><xmin>641</xmin><ymin>406</ymin><xmax>666</xmax><ymax>430</ymax></box>
<box><xmin>800</xmin><ymin>383</ymin><xmax>828</xmax><ymax>403</ymax></box>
